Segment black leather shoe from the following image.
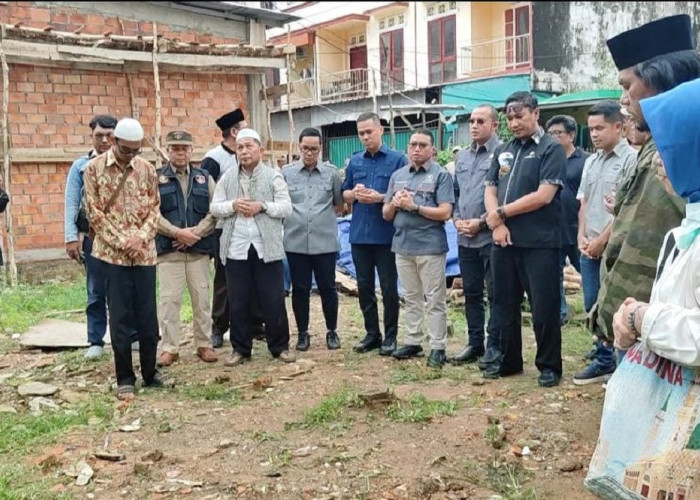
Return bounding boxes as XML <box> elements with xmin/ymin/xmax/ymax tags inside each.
<box><xmin>477</xmin><ymin>347</ymin><xmax>502</xmax><ymax>371</ymax></box>
<box><xmin>538</xmin><ymin>369</ymin><xmax>561</xmax><ymax>388</ymax></box>
<box><xmin>211</xmin><ymin>331</ymin><xmax>224</xmax><ymax>349</ymax></box>
<box><xmin>392</xmin><ymin>344</ymin><xmax>424</xmax><ymax>360</ymax></box>
<box><xmin>326</xmin><ymin>330</ymin><xmax>341</xmax><ymax>350</ymax></box>
<box><xmin>483</xmin><ymin>363</ymin><xmax>523</xmax><ymax>380</ymax></box>
<box><xmin>353</xmin><ymin>335</ymin><xmax>382</xmax><ymax>353</ymax></box>
<box><xmin>451</xmin><ymin>346</ymin><xmax>485</xmax><ymax>366</ymax></box>
<box><xmin>296</xmin><ymin>331</ymin><xmax>310</xmax><ymax>351</ymax></box>
<box><xmin>427</xmin><ymin>349</ymin><xmax>447</xmax><ymax>368</ymax></box>
<box><xmin>379</xmin><ymin>337</ymin><xmax>397</xmax><ymax>356</ymax></box>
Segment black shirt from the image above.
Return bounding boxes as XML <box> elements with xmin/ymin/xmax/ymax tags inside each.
<box><xmin>486</xmin><ymin>128</ymin><xmax>566</xmax><ymax>249</ymax></box>
<box><xmin>560</xmin><ymin>147</ymin><xmax>589</xmax><ymax>246</ymax></box>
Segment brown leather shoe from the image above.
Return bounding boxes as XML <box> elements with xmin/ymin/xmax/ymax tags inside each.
<box><xmin>157</xmin><ymin>351</ymin><xmax>179</xmax><ymax>367</ymax></box>
<box><xmin>197</xmin><ymin>347</ymin><xmax>218</xmax><ymax>363</ymax></box>
<box><xmin>276</xmin><ymin>350</ymin><xmax>296</xmax><ymax>363</ymax></box>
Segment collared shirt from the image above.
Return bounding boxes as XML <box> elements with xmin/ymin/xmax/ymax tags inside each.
<box><xmin>84</xmin><ymin>149</ymin><xmax>160</xmax><ymax>266</ymax></box>
<box><xmin>200</xmin><ymin>142</ymin><xmax>237</xmax><ymax>183</ymax></box>
<box><xmin>385</xmin><ymin>160</ymin><xmax>454</xmax><ymax>255</ymax></box>
<box><xmin>486</xmin><ymin>127</ymin><xmax>566</xmax><ymax>248</ymax></box>
<box><xmin>576</xmin><ymin>139</ymin><xmax>637</xmax><ymax>239</ymax></box>
<box><xmin>560</xmin><ymin>147</ymin><xmax>590</xmax><ymax>245</ymax></box>
<box><xmin>454</xmin><ymin>135</ymin><xmax>502</xmax><ymax>248</ymax></box>
<box><xmin>157</xmin><ymin>164</ymin><xmax>217</xmax><ymax>263</ymax></box>
<box><xmin>282</xmin><ymin>160</ymin><xmax>343</xmax><ymax>255</ymax></box>
<box><xmin>64</xmin><ymin>149</ymin><xmax>97</xmax><ymax>243</ymax></box>
<box><xmin>341</xmin><ymin>144</ymin><xmax>407</xmax><ymax>245</ymax></box>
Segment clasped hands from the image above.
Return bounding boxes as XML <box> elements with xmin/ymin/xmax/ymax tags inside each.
<box><xmin>353</xmin><ymin>183</ymin><xmax>384</xmax><ymax>204</ymax></box>
<box><xmin>232</xmin><ymin>197</ymin><xmax>264</xmax><ymax>218</ymax></box>
<box><xmin>612</xmin><ymin>297</ymin><xmax>649</xmax><ymax>350</ymax></box>
<box><xmin>484</xmin><ymin>208</ymin><xmax>512</xmax><ymax>247</ymax></box>
<box><xmin>390</xmin><ymin>188</ymin><xmax>418</xmax><ymax>212</ymax></box>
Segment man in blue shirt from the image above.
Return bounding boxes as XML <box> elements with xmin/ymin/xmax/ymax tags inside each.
<box><xmin>342</xmin><ymin>112</ymin><xmax>406</xmax><ymax>355</ymax></box>
<box><xmin>64</xmin><ymin>115</ymin><xmax>136</xmax><ymax>359</ymax></box>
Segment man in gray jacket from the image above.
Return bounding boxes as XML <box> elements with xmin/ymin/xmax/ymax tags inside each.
<box><xmin>451</xmin><ymin>104</ymin><xmax>502</xmax><ymax>368</ymax></box>
<box><xmin>210</xmin><ymin>128</ymin><xmax>294</xmax><ymax>367</ymax></box>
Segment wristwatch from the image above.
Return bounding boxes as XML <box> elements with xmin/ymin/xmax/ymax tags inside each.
<box><xmin>261</xmin><ymin>202</ymin><xmax>268</xmax><ymax>213</ymax></box>
<box><xmin>411</xmin><ymin>204</ymin><xmax>420</xmax><ymax>214</ymax></box>
<box><xmin>497</xmin><ymin>206</ymin><xmax>507</xmax><ymax>220</ymax></box>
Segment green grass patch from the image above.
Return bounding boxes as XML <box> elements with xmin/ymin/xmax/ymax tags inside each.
<box><xmin>298</xmin><ymin>387</ymin><xmax>361</xmax><ymax>430</ymax></box>
<box><xmin>486</xmin><ymin>461</ymin><xmax>538</xmax><ymax>500</ymax></box>
<box><xmin>0</xmin><ymin>396</ymin><xmax>113</xmax><ymax>457</ymax></box>
<box><xmin>179</xmin><ymin>383</ymin><xmax>240</xmax><ymax>404</ymax></box>
<box><xmin>389</xmin><ymin>363</ymin><xmax>444</xmax><ymax>384</ymax></box>
<box><xmin>387</xmin><ymin>394</ymin><xmax>457</xmax><ymax>423</ymax></box>
<box><xmin>0</xmin><ymin>463</ymin><xmax>72</xmax><ymax>500</ymax></box>
<box><xmin>0</xmin><ymin>281</ymin><xmax>86</xmax><ymax>333</ymax></box>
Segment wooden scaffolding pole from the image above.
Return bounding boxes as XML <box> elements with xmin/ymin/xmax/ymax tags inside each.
<box><xmin>260</xmin><ymin>73</ymin><xmax>274</xmax><ymax>152</ymax></box>
<box><xmin>152</xmin><ymin>23</ymin><xmax>162</xmax><ymax>169</ymax></box>
<box><xmin>0</xmin><ymin>26</ymin><xmax>17</xmax><ymax>286</ymax></box>
<box><xmin>285</xmin><ymin>27</ymin><xmax>294</xmax><ymax>161</ymax></box>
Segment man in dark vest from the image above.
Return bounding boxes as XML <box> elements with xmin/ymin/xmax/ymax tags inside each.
<box><xmin>156</xmin><ymin>130</ymin><xmax>218</xmax><ymax>366</ymax></box>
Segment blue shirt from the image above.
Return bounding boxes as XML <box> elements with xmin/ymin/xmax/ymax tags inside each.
<box><xmin>341</xmin><ymin>144</ymin><xmax>407</xmax><ymax>245</ymax></box>
<box><xmin>64</xmin><ymin>150</ymin><xmax>96</xmax><ymax>243</ymax></box>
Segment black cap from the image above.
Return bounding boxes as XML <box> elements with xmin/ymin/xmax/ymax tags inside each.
<box><xmin>607</xmin><ymin>14</ymin><xmax>694</xmax><ymax>70</ymax></box>
<box><xmin>215</xmin><ymin>108</ymin><xmax>245</xmax><ymax>131</ymax></box>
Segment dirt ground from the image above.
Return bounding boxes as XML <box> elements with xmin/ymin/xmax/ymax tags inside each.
<box><xmin>0</xmin><ymin>293</ymin><xmax>603</xmax><ymax>499</ymax></box>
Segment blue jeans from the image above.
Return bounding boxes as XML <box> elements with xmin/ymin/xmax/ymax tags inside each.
<box><xmin>559</xmin><ymin>244</ymin><xmax>581</xmax><ymax>321</ymax></box>
<box><xmin>592</xmin><ymin>339</ymin><xmax>616</xmax><ymax>369</ymax></box>
<box><xmin>83</xmin><ymin>236</ymin><xmax>108</xmax><ymax>346</ymax></box>
<box><xmin>580</xmin><ymin>255</ymin><xmax>602</xmax><ymax>313</ymax></box>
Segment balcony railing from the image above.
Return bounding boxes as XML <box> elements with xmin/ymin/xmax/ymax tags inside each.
<box><xmin>319</xmin><ymin>68</ymin><xmax>370</xmax><ymax>102</ymax></box>
<box><xmin>459</xmin><ymin>34</ymin><xmax>532</xmax><ymax>78</ymax></box>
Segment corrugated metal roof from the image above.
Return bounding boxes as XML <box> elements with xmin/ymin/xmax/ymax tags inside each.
<box><xmin>162</xmin><ymin>1</ymin><xmax>300</xmax><ymax>27</ymax></box>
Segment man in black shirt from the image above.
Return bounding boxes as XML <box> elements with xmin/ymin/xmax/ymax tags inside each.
<box><xmin>483</xmin><ymin>91</ymin><xmax>567</xmax><ymax>387</ymax></box>
<box><xmin>545</xmin><ymin>115</ymin><xmax>589</xmax><ymax>325</ymax></box>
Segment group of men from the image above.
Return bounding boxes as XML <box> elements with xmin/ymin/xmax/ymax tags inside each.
<box><xmin>63</xmin><ymin>13</ymin><xmax>697</xmax><ymax>398</ymax></box>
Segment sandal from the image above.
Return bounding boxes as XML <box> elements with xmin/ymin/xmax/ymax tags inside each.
<box><xmin>144</xmin><ymin>373</ymin><xmax>176</xmax><ymax>389</ymax></box>
<box><xmin>116</xmin><ymin>385</ymin><xmax>136</xmax><ymax>401</ymax></box>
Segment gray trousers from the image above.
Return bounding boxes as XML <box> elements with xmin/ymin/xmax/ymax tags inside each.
<box><xmin>396</xmin><ymin>253</ymin><xmax>448</xmax><ymax>350</ymax></box>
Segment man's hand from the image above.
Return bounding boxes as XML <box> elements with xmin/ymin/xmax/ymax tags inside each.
<box><xmin>175</xmin><ymin>228</ymin><xmax>201</xmax><ymax>247</ymax></box>
<box><xmin>238</xmin><ymin>200</ymin><xmax>263</xmax><ymax>217</ymax></box>
<box><xmin>66</xmin><ymin>241</ymin><xmax>81</xmax><ymax>262</ymax></box>
<box><xmin>124</xmin><ymin>236</ymin><xmax>143</xmax><ymax>259</ymax></box>
<box><xmin>492</xmin><ymin>224</ymin><xmax>512</xmax><ymax>247</ymax></box>
<box><xmin>585</xmin><ymin>235</ymin><xmax>606</xmax><ymax>259</ymax></box>
<box><xmin>396</xmin><ymin>191</ymin><xmax>416</xmax><ymax>211</ymax></box>
<box><xmin>613</xmin><ymin>300</ymin><xmax>639</xmax><ymax>350</ymax></box>
<box><xmin>356</xmin><ymin>188</ymin><xmax>383</xmax><ymax>204</ymax></box>
<box><xmin>232</xmin><ymin>197</ymin><xmax>248</xmax><ymax>214</ymax></box>
<box><xmin>462</xmin><ymin>219</ymin><xmax>482</xmax><ymax>237</ymax></box>
<box><xmin>603</xmin><ymin>191</ymin><xmax>616</xmax><ymax>215</ymax></box>
<box><xmin>485</xmin><ymin>209</ymin><xmax>503</xmax><ymax>230</ymax></box>
<box><xmin>577</xmin><ymin>234</ymin><xmax>589</xmax><ymax>254</ymax></box>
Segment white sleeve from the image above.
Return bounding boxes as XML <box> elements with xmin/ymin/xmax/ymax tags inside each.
<box><xmin>210</xmin><ymin>170</ymin><xmax>235</xmax><ymax>218</ymax></box>
<box><xmin>640</xmin><ymin>244</ymin><xmax>700</xmax><ymax>366</ymax></box>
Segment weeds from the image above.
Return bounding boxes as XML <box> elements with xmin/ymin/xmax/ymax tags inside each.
<box><xmin>387</xmin><ymin>394</ymin><xmax>457</xmax><ymax>423</ymax></box>
<box><xmin>179</xmin><ymin>383</ymin><xmax>240</xmax><ymax>404</ymax></box>
<box><xmin>296</xmin><ymin>387</ymin><xmax>361</xmax><ymax>431</ymax></box>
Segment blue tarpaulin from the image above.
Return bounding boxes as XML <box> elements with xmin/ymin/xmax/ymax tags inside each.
<box><xmin>335</xmin><ymin>216</ymin><xmax>461</xmax><ymax>289</ymax></box>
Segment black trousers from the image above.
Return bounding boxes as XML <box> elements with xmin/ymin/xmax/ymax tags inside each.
<box><xmin>491</xmin><ymin>246</ymin><xmax>562</xmax><ymax>376</ymax></box>
<box><xmin>212</xmin><ymin>228</ymin><xmax>230</xmax><ymax>335</ymax></box>
<box><xmin>286</xmin><ymin>251</ymin><xmax>338</xmax><ymax>333</ymax></box>
<box><xmin>458</xmin><ymin>244</ymin><xmax>499</xmax><ymax>350</ymax></box>
<box><xmin>226</xmin><ymin>246</ymin><xmax>290</xmax><ymax>357</ymax></box>
<box><xmin>103</xmin><ymin>262</ymin><xmax>159</xmax><ymax>386</ymax></box>
<box><xmin>351</xmin><ymin>244</ymin><xmax>399</xmax><ymax>341</ymax></box>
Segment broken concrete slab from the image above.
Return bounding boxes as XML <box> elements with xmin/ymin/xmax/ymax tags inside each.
<box><xmin>19</xmin><ymin>319</ymin><xmax>111</xmax><ymax>349</ymax></box>
<box><xmin>18</xmin><ymin>381</ymin><xmax>58</xmax><ymax>397</ymax></box>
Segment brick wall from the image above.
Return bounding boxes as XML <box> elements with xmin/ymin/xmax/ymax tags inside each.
<box><xmin>0</xmin><ymin>2</ymin><xmax>253</xmax><ymax>254</ymax></box>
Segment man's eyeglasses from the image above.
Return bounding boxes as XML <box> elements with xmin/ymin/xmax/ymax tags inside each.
<box><xmin>116</xmin><ymin>140</ymin><xmax>142</xmax><ymax>157</ymax></box>
<box><xmin>300</xmin><ymin>146</ymin><xmax>320</xmax><ymax>154</ymax></box>
<box><xmin>548</xmin><ymin>130</ymin><xmax>565</xmax><ymax>137</ymax></box>
<box><xmin>408</xmin><ymin>142</ymin><xmax>431</xmax><ymax>150</ymax></box>
<box><xmin>469</xmin><ymin>118</ymin><xmax>486</xmax><ymax>125</ymax></box>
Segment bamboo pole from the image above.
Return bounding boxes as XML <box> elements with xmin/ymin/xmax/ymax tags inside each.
<box><xmin>152</xmin><ymin>23</ymin><xmax>161</xmax><ymax>169</ymax></box>
<box><xmin>260</xmin><ymin>73</ymin><xmax>274</xmax><ymax>153</ymax></box>
<box><xmin>117</xmin><ymin>17</ymin><xmax>138</xmax><ymax>119</ymax></box>
<box><xmin>0</xmin><ymin>27</ymin><xmax>17</xmax><ymax>286</ymax></box>
<box><xmin>285</xmin><ymin>27</ymin><xmax>294</xmax><ymax>162</ymax></box>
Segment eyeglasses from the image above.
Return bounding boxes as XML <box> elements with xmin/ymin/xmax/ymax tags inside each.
<box><xmin>300</xmin><ymin>146</ymin><xmax>320</xmax><ymax>154</ymax></box>
<box><xmin>408</xmin><ymin>142</ymin><xmax>431</xmax><ymax>150</ymax></box>
<box><xmin>116</xmin><ymin>140</ymin><xmax>142</xmax><ymax>157</ymax></box>
<box><xmin>469</xmin><ymin>118</ymin><xmax>486</xmax><ymax>125</ymax></box>
<box><xmin>548</xmin><ymin>130</ymin><xmax>566</xmax><ymax>137</ymax></box>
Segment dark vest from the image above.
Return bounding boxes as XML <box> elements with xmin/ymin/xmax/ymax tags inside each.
<box><xmin>156</xmin><ymin>164</ymin><xmax>215</xmax><ymax>256</ymax></box>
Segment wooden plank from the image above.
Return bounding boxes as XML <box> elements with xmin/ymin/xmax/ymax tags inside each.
<box><xmin>259</xmin><ymin>83</ymin><xmax>292</xmax><ymax>101</ymax></box>
<box><xmin>0</xmin><ymin>24</ymin><xmax>17</xmax><ymax>286</ymax></box>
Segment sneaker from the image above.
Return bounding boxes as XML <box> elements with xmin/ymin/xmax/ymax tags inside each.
<box><xmin>538</xmin><ymin>369</ymin><xmax>561</xmax><ymax>388</ymax></box>
<box><xmin>276</xmin><ymin>350</ymin><xmax>296</xmax><ymax>363</ymax></box>
<box><xmin>572</xmin><ymin>361</ymin><xmax>615</xmax><ymax>386</ymax></box>
<box><xmin>583</xmin><ymin>345</ymin><xmax>597</xmax><ymax>361</ymax></box>
<box><xmin>84</xmin><ymin>345</ymin><xmax>105</xmax><ymax>359</ymax></box>
<box><xmin>131</xmin><ymin>341</ymin><xmax>140</xmax><ymax>352</ymax></box>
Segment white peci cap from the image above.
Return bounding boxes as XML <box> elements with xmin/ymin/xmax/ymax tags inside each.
<box><xmin>236</xmin><ymin>128</ymin><xmax>261</xmax><ymax>143</ymax></box>
<box><xmin>114</xmin><ymin>118</ymin><xmax>144</xmax><ymax>141</ymax></box>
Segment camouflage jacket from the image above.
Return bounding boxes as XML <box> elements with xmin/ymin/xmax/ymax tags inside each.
<box><xmin>589</xmin><ymin>138</ymin><xmax>685</xmax><ymax>341</ymax></box>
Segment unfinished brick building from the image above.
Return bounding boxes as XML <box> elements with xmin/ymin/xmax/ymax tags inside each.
<box><xmin>0</xmin><ymin>1</ymin><xmax>295</xmax><ymax>279</ymax></box>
